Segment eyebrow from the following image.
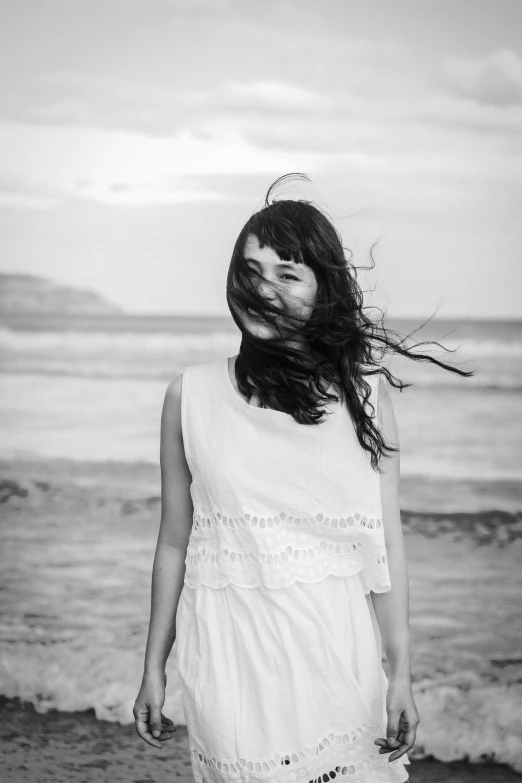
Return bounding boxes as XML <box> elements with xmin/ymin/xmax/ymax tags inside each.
<box><xmin>244</xmin><ymin>258</ymin><xmax>300</xmax><ymax>270</ymax></box>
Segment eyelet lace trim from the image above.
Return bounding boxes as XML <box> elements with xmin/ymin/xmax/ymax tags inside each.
<box><xmin>193</xmin><ymin>511</ymin><xmax>384</xmax><ymax>532</ymax></box>
<box><xmin>189</xmin><ymin>722</ymin><xmax>409</xmax><ymax>783</ymax></box>
<box><xmin>185</xmin><ymin>508</ymin><xmax>391</xmax><ymax>592</ymax></box>
<box><xmin>186</xmin><ymin>540</ymin><xmax>388</xmax><ymax>568</ymax></box>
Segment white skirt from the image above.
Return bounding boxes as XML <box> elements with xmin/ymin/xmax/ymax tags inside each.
<box><xmin>175</xmin><ymin>571</ymin><xmax>411</xmax><ymax>783</ymax></box>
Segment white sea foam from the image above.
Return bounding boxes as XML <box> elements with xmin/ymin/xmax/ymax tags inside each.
<box><xmin>413</xmin><ymin>672</ymin><xmax>522</xmax><ymax>771</ymax></box>
<box><xmin>1</xmin><ymin>647</ymin><xmax>521</xmax><ymax>771</ymax></box>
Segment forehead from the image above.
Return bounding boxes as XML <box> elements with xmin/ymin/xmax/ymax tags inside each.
<box><xmin>243</xmin><ymin>233</ymin><xmax>300</xmax><ymax>266</ymax></box>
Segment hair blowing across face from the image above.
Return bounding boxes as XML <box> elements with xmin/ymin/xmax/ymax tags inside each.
<box><xmin>225</xmin><ymin>173</ymin><xmax>474</xmax><ymax>472</ymax></box>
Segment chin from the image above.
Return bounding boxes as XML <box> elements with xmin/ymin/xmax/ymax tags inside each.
<box><xmin>240</xmin><ymin>313</ymin><xmax>279</xmax><ymax>340</ymax></box>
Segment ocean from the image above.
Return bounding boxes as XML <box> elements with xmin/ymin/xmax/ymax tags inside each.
<box><xmin>0</xmin><ymin>314</ymin><xmax>521</xmax><ymax>771</ymax></box>
<box><xmin>1</xmin><ymin>314</ymin><xmax>521</xmax><ymax>491</ymax></box>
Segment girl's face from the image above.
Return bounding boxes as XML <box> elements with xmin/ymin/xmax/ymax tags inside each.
<box><xmin>240</xmin><ymin>233</ymin><xmax>318</xmax><ymax>340</ymax></box>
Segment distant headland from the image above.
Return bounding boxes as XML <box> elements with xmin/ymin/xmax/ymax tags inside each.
<box><xmin>0</xmin><ymin>273</ymin><xmax>124</xmax><ymax>315</ymax></box>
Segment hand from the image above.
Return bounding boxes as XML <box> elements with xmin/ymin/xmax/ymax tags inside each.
<box><xmin>374</xmin><ymin>679</ymin><xmax>420</xmax><ymax>762</ymax></box>
<box><xmin>133</xmin><ymin>671</ymin><xmax>176</xmax><ymax>749</ymax></box>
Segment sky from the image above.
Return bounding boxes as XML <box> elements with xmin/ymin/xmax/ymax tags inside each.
<box><xmin>0</xmin><ymin>0</ymin><xmax>521</xmax><ymax>318</ymax></box>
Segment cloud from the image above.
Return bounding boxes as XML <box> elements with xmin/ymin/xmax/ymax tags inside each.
<box><xmin>5</xmin><ymin>66</ymin><xmax>519</xmax><ymax>180</ymax></box>
<box><xmin>0</xmin><ymin>15</ymin><xmax>409</xmax><ymax>136</ymax></box>
<box><xmin>406</xmin><ymin>50</ymin><xmax>522</xmax><ymax>136</ymax></box>
<box><xmin>88</xmin><ymin>178</ymin><xmax>229</xmax><ymax>205</ymax></box>
<box><xmin>5</xmin><ymin>73</ymin><xmax>186</xmax><ymax>137</ymax></box>
<box><xmin>0</xmin><ymin>72</ymin><xmax>335</xmax><ymax>136</ymax></box>
<box><xmin>0</xmin><ymin>170</ymin><xmax>67</xmax><ymax>208</ymax></box>
<box><xmin>415</xmin><ymin>93</ymin><xmax>522</xmax><ymax>136</ymax></box>
<box><xmin>443</xmin><ymin>49</ymin><xmax>522</xmax><ymax>107</ymax></box>
<box><xmin>164</xmin><ymin>0</ymin><xmax>232</xmax><ymax>9</ymax></box>
<box><xmin>1</xmin><ymin>13</ymin><xmax>520</xmax><ymax>213</ymax></box>
<box><xmin>15</xmin><ymin>73</ymin><xmax>522</xmax><ymax>151</ymax></box>
<box><xmin>0</xmin><ymin>166</ymin><xmax>236</xmax><ymax>208</ymax></box>
<box><xmin>0</xmin><ymin>111</ymin><xmax>321</xmax><ymax>208</ymax></box>
<box><xmin>55</xmin><ymin>0</ymin><xmax>232</xmax><ymax>9</ymax></box>
<box><xmin>216</xmin><ymin>81</ymin><xmax>330</xmax><ymax>114</ymax></box>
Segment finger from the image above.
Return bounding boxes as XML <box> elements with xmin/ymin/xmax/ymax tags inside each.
<box><xmin>134</xmin><ymin>705</ymin><xmax>165</xmax><ymax>747</ymax></box>
<box><xmin>160</xmin><ymin>724</ymin><xmax>176</xmax><ymax>734</ymax></box>
<box><xmin>385</xmin><ymin>715</ymin><xmax>401</xmax><ymax>748</ymax></box>
<box><xmin>135</xmin><ymin>717</ymin><xmax>163</xmax><ymax>749</ymax></box>
<box><xmin>161</xmin><ymin>716</ymin><xmax>176</xmax><ymax>729</ymax></box>
<box><xmin>134</xmin><ymin>706</ymin><xmax>162</xmax><ymax>746</ymax></box>
<box><xmin>375</xmin><ymin>737</ymin><xmax>397</xmax><ymax>754</ymax></box>
<box><xmin>395</xmin><ymin>712</ymin><xmax>417</xmax><ymax>747</ymax></box>
<box><xmin>388</xmin><ymin>728</ymin><xmax>417</xmax><ymax>762</ymax></box>
<box><xmin>150</xmin><ymin>707</ymin><xmax>164</xmax><ymax>739</ymax></box>
<box><xmin>388</xmin><ymin>742</ymin><xmax>410</xmax><ymax>762</ymax></box>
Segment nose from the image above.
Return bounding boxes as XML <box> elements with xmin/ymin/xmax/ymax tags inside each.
<box><xmin>257</xmin><ymin>277</ymin><xmax>278</xmax><ymax>301</ymax></box>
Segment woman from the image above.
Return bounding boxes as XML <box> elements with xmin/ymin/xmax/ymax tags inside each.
<box><xmin>133</xmin><ymin>174</ymin><xmax>472</xmax><ymax>782</ymax></box>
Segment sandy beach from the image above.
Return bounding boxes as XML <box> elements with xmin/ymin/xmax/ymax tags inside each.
<box><xmin>1</xmin><ymin>456</ymin><xmax>522</xmax><ymax>781</ymax></box>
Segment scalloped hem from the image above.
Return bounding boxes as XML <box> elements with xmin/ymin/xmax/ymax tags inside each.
<box><xmin>184</xmin><ymin>568</ymin><xmax>392</xmax><ymax>594</ymax></box>
<box><xmin>188</xmin><ymin>723</ymin><xmax>410</xmax><ymax>783</ymax></box>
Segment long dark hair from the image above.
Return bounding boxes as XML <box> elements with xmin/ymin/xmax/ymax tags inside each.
<box><xmin>225</xmin><ymin>173</ymin><xmax>474</xmax><ymax>472</ymax></box>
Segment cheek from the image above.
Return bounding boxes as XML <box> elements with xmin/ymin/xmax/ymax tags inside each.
<box><xmin>301</xmin><ymin>282</ymin><xmax>318</xmax><ymax>308</ymax></box>
<box><xmin>285</xmin><ymin>288</ymin><xmax>316</xmax><ymax>316</ymax></box>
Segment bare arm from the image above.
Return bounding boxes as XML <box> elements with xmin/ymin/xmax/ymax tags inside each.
<box><xmin>371</xmin><ymin>374</ymin><xmax>420</xmax><ymax>761</ymax></box>
<box><xmin>143</xmin><ymin>374</ymin><xmax>194</xmax><ymax>676</ymax></box>
<box><xmin>370</xmin><ymin>375</ymin><xmax>411</xmax><ymax>681</ymax></box>
<box><xmin>133</xmin><ymin>374</ymin><xmax>194</xmax><ymax>749</ymax></box>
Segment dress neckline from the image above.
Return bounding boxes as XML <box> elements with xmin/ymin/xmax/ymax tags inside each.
<box><xmin>223</xmin><ymin>356</ymin><xmax>295</xmax><ymax>419</ymax></box>
<box><xmin>222</xmin><ymin>356</ymin><xmax>337</xmax><ymax>421</ymax></box>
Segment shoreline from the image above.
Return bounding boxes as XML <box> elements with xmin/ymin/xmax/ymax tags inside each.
<box><xmin>2</xmin><ymin>696</ymin><xmax>522</xmax><ymax>783</ymax></box>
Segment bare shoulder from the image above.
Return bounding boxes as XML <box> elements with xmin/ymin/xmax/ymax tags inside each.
<box><xmin>377</xmin><ymin>374</ymin><xmax>404</xmax><ymax>546</ymax></box>
<box><xmin>161</xmin><ymin>375</ymin><xmax>183</xmax><ymax>430</ymax></box>
<box><xmin>377</xmin><ymin>373</ymin><xmax>399</xmax><ymax>449</ymax></box>
<box><xmin>165</xmin><ymin>374</ymin><xmax>183</xmax><ymax>401</ymax></box>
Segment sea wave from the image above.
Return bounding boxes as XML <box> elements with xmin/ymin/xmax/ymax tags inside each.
<box><xmin>372</xmin><ymin>337</ymin><xmax>522</xmax><ymax>363</ymax></box>
<box><xmin>443</xmin><ymin>338</ymin><xmax>522</xmax><ymax>358</ymax></box>
<box><xmin>412</xmin><ymin>671</ymin><xmax>522</xmax><ymax>771</ymax></box>
<box><xmin>1</xmin><ymin>327</ymin><xmax>522</xmax><ymax>389</ymax></box>
<box><xmin>402</xmin><ymin>509</ymin><xmax>522</xmax><ymax>546</ymax></box>
<box><xmin>2</xmin><ymin>366</ymin><xmax>521</xmax><ymax>391</ymax></box>
<box><xmin>2</xmin><ymin>326</ymin><xmax>522</xmax><ymax>354</ymax></box>
<box><xmin>0</xmin><ymin>326</ymin><xmax>236</xmax><ymax>350</ymax></box>
<box><xmin>0</xmin><ymin>648</ymin><xmax>521</xmax><ymax>771</ymax></box>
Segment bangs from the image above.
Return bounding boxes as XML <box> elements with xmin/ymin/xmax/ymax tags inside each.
<box><xmin>245</xmin><ymin>205</ymin><xmax>309</xmax><ymax>265</ymax></box>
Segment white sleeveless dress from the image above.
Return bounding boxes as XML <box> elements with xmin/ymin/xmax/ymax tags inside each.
<box><xmin>175</xmin><ymin>356</ymin><xmax>410</xmax><ymax>783</ymax></box>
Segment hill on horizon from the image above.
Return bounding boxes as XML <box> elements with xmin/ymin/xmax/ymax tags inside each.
<box><xmin>0</xmin><ymin>273</ymin><xmax>124</xmax><ymax>315</ymax></box>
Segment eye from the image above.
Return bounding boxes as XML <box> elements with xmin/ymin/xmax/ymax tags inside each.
<box><xmin>281</xmin><ymin>274</ymin><xmax>300</xmax><ymax>281</ymax></box>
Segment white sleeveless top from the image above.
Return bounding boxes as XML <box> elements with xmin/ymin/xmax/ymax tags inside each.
<box><xmin>180</xmin><ymin>356</ymin><xmax>391</xmax><ymax>594</ymax></box>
